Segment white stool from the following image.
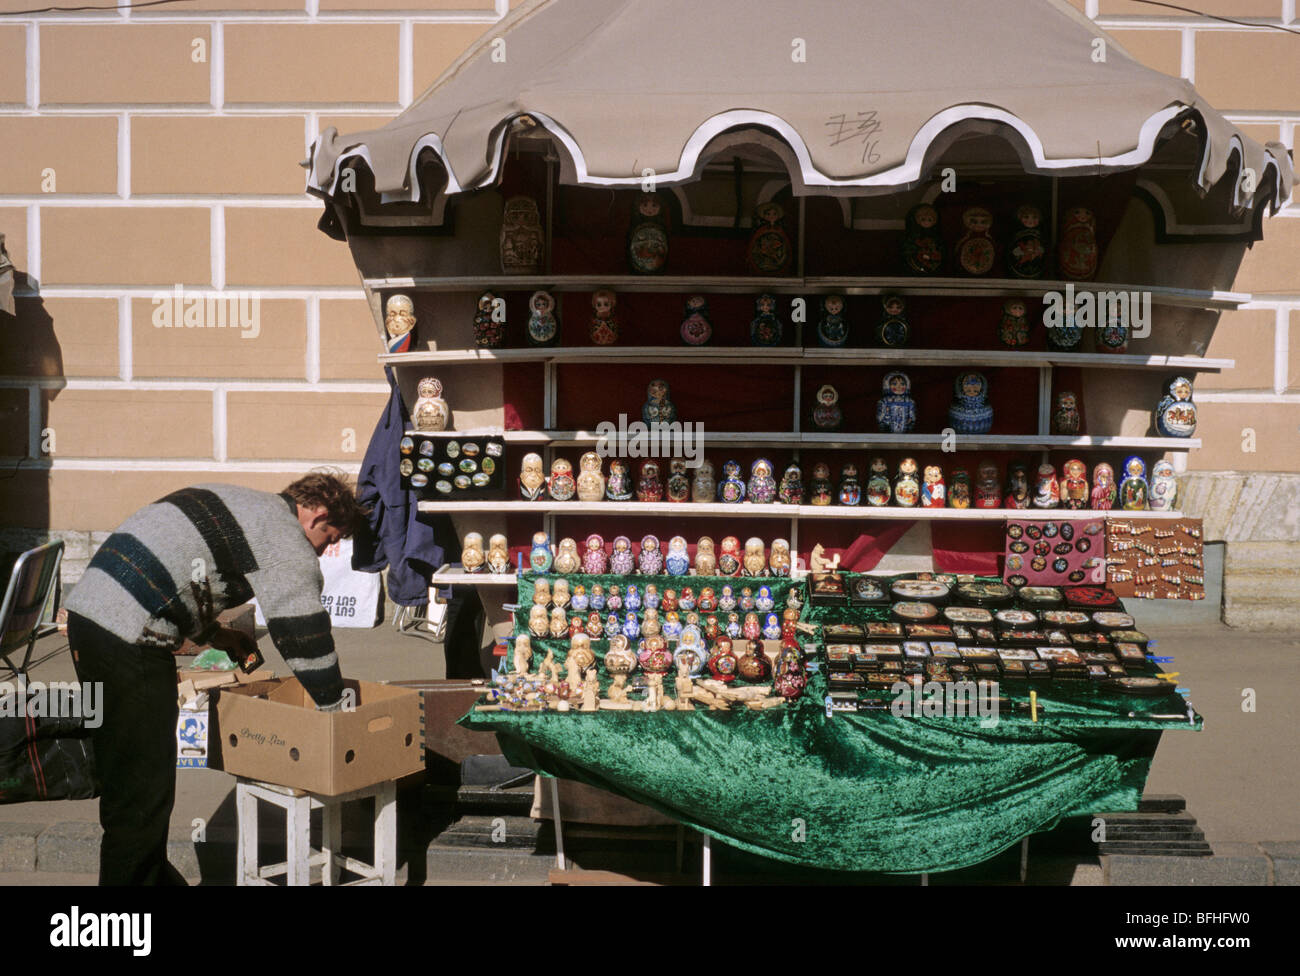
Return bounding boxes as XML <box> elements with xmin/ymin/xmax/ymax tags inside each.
<box><xmin>235</xmin><ymin>778</ymin><xmax>398</xmax><ymax>886</ymax></box>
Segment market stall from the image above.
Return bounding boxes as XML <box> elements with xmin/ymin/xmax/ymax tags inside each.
<box><xmin>306</xmin><ymin>0</ymin><xmax>1293</xmax><ymax>874</ymax></box>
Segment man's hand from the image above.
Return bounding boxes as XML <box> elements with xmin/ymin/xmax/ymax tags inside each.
<box><xmin>206</xmin><ymin>626</ymin><xmax>260</xmax><ymax>669</ymax></box>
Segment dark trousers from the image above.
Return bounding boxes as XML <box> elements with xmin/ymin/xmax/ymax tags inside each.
<box><xmin>68</xmin><ymin>612</ymin><xmax>187</xmax><ymax>886</ymax></box>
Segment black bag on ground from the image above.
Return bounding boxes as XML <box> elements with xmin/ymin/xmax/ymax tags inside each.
<box><xmin>0</xmin><ymin>707</ymin><xmax>99</xmax><ymax>803</ymax></box>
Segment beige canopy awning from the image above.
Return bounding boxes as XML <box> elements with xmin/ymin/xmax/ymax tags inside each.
<box><xmin>308</xmin><ymin>0</ymin><xmax>1292</xmax><ymax>214</ymax></box>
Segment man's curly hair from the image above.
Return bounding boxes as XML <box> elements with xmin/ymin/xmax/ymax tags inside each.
<box><xmin>282</xmin><ymin>469</ymin><xmax>369</xmax><ymax>538</ymax></box>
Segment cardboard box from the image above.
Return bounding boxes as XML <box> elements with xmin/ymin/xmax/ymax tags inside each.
<box><xmin>214</xmin><ymin>678</ymin><xmax>423</xmax><ymax>795</ymax></box>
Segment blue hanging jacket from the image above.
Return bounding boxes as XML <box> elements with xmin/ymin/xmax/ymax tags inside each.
<box><xmin>352</xmin><ymin>366</ymin><xmax>444</xmax><ymax>605</ymax></box>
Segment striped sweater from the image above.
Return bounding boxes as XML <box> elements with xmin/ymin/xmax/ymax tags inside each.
<box><xmin>66</xmin><ymin>484</ymin><xmax>344</xmax><ymax>707</ymax></box>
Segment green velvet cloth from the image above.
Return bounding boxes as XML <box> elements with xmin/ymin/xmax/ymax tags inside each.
<box><xmin>464</xmin><ymin>572</ymin><xmax>1198</xmax><ymax>874</ymax></box>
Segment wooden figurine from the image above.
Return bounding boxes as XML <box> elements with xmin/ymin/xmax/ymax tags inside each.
<box><xmin>588</xmin><ymin>289</ymin><xmax>619</xmax><ymax>345</ymax></box>
<box><xmin>487</xmin><ymin>534</ymin><xmax>510</xmax><ymax>574</ymax></box>
<box><xmin>998</xmin><ymin>298</ymin><xmax>1031</xmax><ymax>349</ymax></box>
<box><xmin>605</xmin><ymin>459</ymin><xmax>633</xmax><ymax>501</ymax></box>
<box><xmin>680</xmin><ymin>295</ymin><xmax>712</xmax><ymax>346</ymax></box>
<box><xmin>809</xmin><ymin>462</ymin><xmax>833</xmax><ymax>506</ymax></box>
<box><xmin>412</xmin><ymin>377</ymin><xmax>450</xmax><ymax>432</ymax></box>
<box><xmin>810</xmin><ymin>384</ymin><xmax>843</xmax><ymax>430</ymax></box>
<box><xmin>1004</xmin><ymin>462</ymin><xmax>1031</xmax><ymax>509</ymax></box>
<box><xmin>876</xmin><ymin>370</ymin><xmax>917</xmax><ymax>434</ymax></box>
<box><xmin>641</xmin><ymin>378</ymin><xmax>677</xmax><ymax>424</ymax></box>
<box><xmin>473</xmin><ymin>291</ymin><xmax>504</xmax><ymax>348</ymax></box>
<box><xmin>816</xmin><ymin>294</ymin><xmax>848</xmax><ymax>348</ymax></box>
<box><xmin>955</xmin><ymin>206</ymin><xmax>995</xmax><ymax>276</ymax></box>
<box><xmin>1120</xmin><ymin>456</ymin><xmax>1149</xmax><ymax>510</ymax></box>
<box><xmin>748</xmin><ymin>458</ymin><xmax>777</xmax><ymax>503</ymax></box>
<box><xmin>627</xmin><ymin>191</ymin><xmax>668</xmax><ymax>274</ymax></box>
<box><xmin>746</xmin><ymin>201</ymin><xmax>793</xmax><ymax>275</ymax></box>
<box><xmin>1058</xmin><ymin>206</ymin><xmax>1098</xmax><ymax>281</ymax></box>
<box><xmin>694</xmin><ymin>536</ymin><xmax>717</xmax><ymax>575</ymax></box>
<box><xmin>875</xmin><ymin>294</ymin><xmax>910</xmax><ymax>348</ymax></box>
<box><xmin>512</xmin><ymin>634</ymin><xmax>533</xmax><ymax>677</ymax></box>
<box><xmin>893</xmin><ymin>457</ymin><xmax>921</xmax><ymax>507</ymax></box>
<box><xmin>384</xmin><ymin>294</ymin><xmax>416</xmax><ymax>354</ymax></box>
<box><xmin>949</xmin><ymin>468</ymin><xmax>971</xmax><ymax>509</ymax></box>
<box><xmin>665</xmin><ymin>459</ymin><xmax>690</xmax><ymax>502</ymax></box>
<box><xmin>902</xmin><ymin>203</ymin><xmax>944</xmax><ymax>275</ymax></box>
<box><xmin>548</xmin><ymin>458</ymin><xmax>575</xmax><ymax>501</ymax></box>
<box><xmin>947</xmin><ymin>371</ymin><xmax>993</xmax><ymax>435</ymax></box>
<box><xmin>499</xmin><ymin>196</ymin><xmax>543</xmax><ymax>274</ymax></box>
<box><xmin>691</xmin><ymin>461</ymin><xmax>716</xmax><ymax>503</ymax></box>
<box><xmin>1149</xmin><ymin>459</ymin><xmax>1177</xmax><ymax>512</ymax></box>
<box><xmin>1033</xmin><ymin>463</ymin><xmax>1060</xmax><ymax>509</ymax></box>
<box><xmin>921</xmin><ymin>466</ymin><xmax>946</xmax><ymax>508</ymax></box>
<box><xmin>1061</xmin><ymin>458</ymin><xmax>1089</xmax><ymax>510</ymax></box>
<box><xmin>576</xmin><ymin>451</ymin><xmax>605</xmax><ymax>502</ymax></box>
<box><xmin>526</xmin><ymin>290</ymin><xmax>559</xmax><ymax>347</ymax></box>
<box><xmin>837</xmin><ymin>463</ymin><xmax>862</xmax><ymax>506</ymax></box>
<box><xmin>866</xmin><ymin>456</ymin><xmax>891</xmax><ymax>506</ymax></box>
<box><xmin>581</xmin><ymin>670</ymin><xmax>600</xmax><ymax>712</ymax></box>
<box><xmin>1156</xmin><ymin>376</ymin><xmax>1197</xmax><ymax>437</ymax></box>
<box><xmin>974</xmin><ymin>459</ymin><xmax>1002</xmax><ymax>509</ymax></box>
<box><xmin>809</xmin><ymin>543</ymin><xmax>840</xmax><ymax>573</ymax></box>
<box><xmin>553</xmin><ymin>538</ymin><xmax>581</xmax><ymax>575</ymax></box>
<box><xmin>604</xmin><ymin>635</ymin><xmax>636</xmax><ymax>703</ymax></box>
<box><xmin>567</xmin><ymin>633</ymin><xmax>595</xmax><ymax>688</ymax></box>
<box><xmin>1006</xmin><ymin>204</ymin><xmax>1046</xmax><ymax>279</ymax></box>
<box><xmin>461</xmin><ymin>532</ymin><xmax>485</xmax><ymax>573</ymax></box>
<box><xmin>749</xmin><ymin>293</ymin><xmax>784</xmax><ymax>346</ymax></box>
<box><xmin>1052</xmin><ymin>391</ymin><xmax>1081</xmax><ymax>435</ymax></box>
<box><xmin>519</xmin><ymin>452</ymin><xmax>546</xmax><ymax>500</ymax></box>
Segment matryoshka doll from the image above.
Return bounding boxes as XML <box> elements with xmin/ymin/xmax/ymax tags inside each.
<box><xmin>809</xmin><ymin>462</ymin><xmax>834</xmax><ymax>506</ymax></box>
<box><xmin>473</xmin><ymin>291</ymin><xmax>504</xmax><ymax>349</ymax></box>
<box><xmin>921</xmin><ymin>466</ymin><xmax>946</xmax><ymax>508</ymax></box>
<box><xmin>974</xmin><ymin>459</ymin><xmax>1002</xmax><ymax>509</ymax></box>
<box><xmin>500</xmin><ymin>195</ymin><xmax>543</xmax><ymax>273</ymax></box>
<box><xmin>746</xmin><ymin>201</ymin><xmax>793</xmax><ymax>276</ymax></box>
<box><xmin>641</xmin><ymin>607</ymin><xmax>661</xmax><ymax>637</ymax></box>
<box><xmin>756</xmin><ymin>585</ymin><xmax>775</xmax><ymax>612</ymax></box>
<box><xmin>1045</xmin><ymin>303</ymin><xmax>1083</xmax><ymax>353</ymax></box>
<box><xmin>1006</xmin><ymin>204</ymin><xmax>1046</xmax><ymax>279</ymax></box>
<box><xmin>691</xmin><ymin>461</ymin><xmax>716</xmax><ymax>503</ymax></box>
<box><xmin>947</xmin><ymin>371</ymin><xmax>993</xmax><ymax>435</ymax></box>
<box><xmin>413</xmin><ymin>377</ymin><xmax>450</xmax><ymax>432</ymax></box>
<box><xmin>680</xmin><ymin>294</ymin><xmax>712</xmax><ymax>346</ymax></box>
<box><xmin>552</xmin><ymin>577</ymin><xmax>572</xmax><ymax>609</ymax></box>
<box><xmin>461</xmin><ymin>532</ymin><xmax>485</xmax><ymax>573</ymax></box>
<box><xmin>590</xmin><ymin>584</ymin><xmax>606</xmax><ymax>611</ymax></box>
<box><xmin>998</xmin><ymin>299</ymin><xmax>1031</xmax><ymax>350</ymax></box>
<box><xmin>589</xmin><ymin>289</ymin><xmax>620</xmax><ymax>345</ymax></box>
<box><xmin>532</xmin><ymin>577</ymin><xmax>551</xmax><ymax>608</ymax></box>
<box><xmin>1003</xmin><ymin>462</ymin><xmax>1031</xmax><ymax>509</ymax></box>
<box><xmin>817</xmin><ymin>294</ymin><xmax>848</xmax><ymax>348</ymax></box>
<box><xmin>902</xmin><ymin>203</ymin><xmax>944</xmax><ymax>275</ymax></box>
<box><xmin>576</xmin><ymin>451</ymin><xmax>605</xmax><ymax>502</ymax></box>
<box><xmin>529</xmin><ymin>531</ymin><xmax>553</xmax><ymax>573</ymax></box>
<box><xmin>384</xmin><ymin>294</ymin><xmax>415</xmax><ymax>354</ymax></box>
<box><xmin>548</xmin><ymin>457</ymin><xmax>575</xmax><ymax>501</ymax></box>
<box><xmin>1033</xmin><ymin>463</ymin><xmax>1060</xmax><ymax>509</ymax></box>
<box><xmin>610</xmin><ymin>535</ymin><xmax>635</xmax><ymax>575</ymax></box>
<box><xmin>769</xmin><ymin>539</ymin><xmax>792</xmax><ymax>577</ymax></box>
<box><xmin>866</xmin><ymin>456</ymin><xmax>891</xmax><ymax>506</ymax></box>
<box><xmin>528</xmin><ymin>604</ymin><xmax>549</xmax><ymax>638</ymax></box>
<box><xmin>571</xmin><ymin>584</ymin><xmax>589</xmax><ymax>612</ymax></box>
<box><xmin>624</xmin><ymin>583</ymin><xmax>642</xmax><ymax>612</ymax></box>
<box><xmin>1061</xmin><ymin>458</ymin><xmax>1089</xmax><ymax>510</ymax></box>
<box><xmin>641</xmin><ymin>378</ymin><xmax>677</xmax><ymax>424</ymax></box>
<box><xmin>748</xmin><ymin>458</ymin><xmax>777</xmax><ymax>504</ymax></box>
<box><xmin>638</xmin><ymin>535</ymin><xmax>663</xmax><ymax>575</ymax></box>
<box><xmin>708</xmin><ymin>637</ymin><xmax>739</xmax><ymax>683</ymax></box>
<box><xmin>773</xmin><ymin>642</ymin><xmax>807</xmax><ymax>700</ymax></box>
<box><xmin>762</xmin><ymin>613</ymin><xmax>782</xmax><ymax>640</ymax></box>
<box><xmin>1120</xmin><ymin>456</ymin><xmax>1149</xmax><ymax>511</ymax></box>
<box><xmin>778</xmin><ymin>463</ymin><xmax>804</xmax><ymax>505</ymax></box>
<box><xmin>665</xmin><ymin>459</ymin><xmax>690</xmax><ymax>502</ymax></box>
<box><xmin>643</xmin><ymin>583</ymin><xmax>660</xmax><ymax>610</ymax></box>
<box><xmin>665</xmin><ymin>536</ymin><xmax>690</xmax><ymax>576</ymax></box>
<box><xmin>837</xmin><ymin>463</ymin><xmax>862</xmax><ymax>506</ymax></box>
<box><xmin>605</xmin><ymin>459</ymin><xmax>633</xmax><ymax>501</ymax></box>
<box><xmin>749</xmin><ymin>292</ymin><xmax>784</xmax><ymax>347</ymax></box>
<box><xmin>876</xmin><ymin>370</ymin><xmax>917</xmax><ymax>434</ymax></box>
<box><xmin>737</xmin><ymin>640</ymin><xmax>771</xmax><ymax>682</ymax></box>
<box><xmin>717</xmin><ymin>460</ymin><xmax>746</xmax><ymax>503</ymax></box>
<box><xmin>718</xmin><ymin>585</ymin><xmax>736</xmax><ymax>612</ymax></box>
<box><xmin>894</xmin><ymin>457</ymin><xmax>921</xmax><ymax>507</ymax></box>
<box><xmin>949</xmin><ymin>468</ymin><xmax>971</xmax><ymax>509</ymax></box>
<box><xmin>627</xmin><ymin>190</ymin><xmax>668</xmax><ymax>274</ymax></box>
<box><xmin>810</xmin><ymin>384</ymin><xmax>843</xmax><ymax>430</ymax></box>
<box><xmin>955</xmin><ymin>206</ymin><xmax>996</xmax><ymax>276</ymax></box>
<box><xmin>875</xmin><ymin>294</ymin><xmax>910</xmax><ymax>348</ymax></box>
<box><xmin>662</xmin><ymin>611</ymin><xmax>684</xmax><ymax>641</ymax></box>
<box><xmin>694</xmin><ymin>537</ymin><xmax>717</xmax><ymax>575</ymax></box>
<box><xmin>718</xmin><ymin>536</ymin><xmax>742</xmax><ymax>577</ymax></box>
<box><xmin>1097</xmin><ymin>302</ymin><xmax>1130</xmax><ymax>354</ymax></box>
<box><xmin>526</xmin><ymin>290</ymin><xmax>559</xmax><ymax>347</ymax></box>
<box><xmin>636</xmin><ymin>460</ymin><xmax>664</xmax><ymax>502</ymax></box>
<box><xmin>1149</xmin><ymin>459</ymin><xmax>1177</xmax><ymax>512</ymax></box>
<box><xmin>698</xmin><ymin>586</ymin><xmax>717</xmax><ymax>611</ymax></box>
<box><xmin>553</xmin><ymin>537</ymin><xmax>581</xmax><ymax>575</ymax></box>
<box><xmin>1052</xmin><ymin>392</ymin><xmax>1081</xmax><ymax>436</ymax></box>
<box><xmin>487</xmin><ymin>533</ymin><xmax>510</xmax><ymax>574</ymax></box>
<box><xmin>742</xmin><ymin>538</ymin><xmax>766</xmax><ymax>577</ymax></box>
<box><xmin>1156</xmin><ymin>376</ymin><xmax>1197</xmax><ymax>438</ymax></box>
<box><xmin>742</xmin><ymin>612</ymin><xmax>762</xmax><ymax>641</ymax></box>
<box><xmin>1058</xmin><ymin>206</ymin><xmax>1098</xmax><ymax>281</ymax></box>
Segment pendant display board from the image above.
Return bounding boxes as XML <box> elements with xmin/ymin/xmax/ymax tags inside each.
<box><xmin>1104</xmin><ymin>517</ymin><xmax>1205</xmax><ymax>600</ymax></box>
<box><xmin>1001</xmin><ymin>517</ymin><xmax>1105</xmax><ymax>586</ymax></box>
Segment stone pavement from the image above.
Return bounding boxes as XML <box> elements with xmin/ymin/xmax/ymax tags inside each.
<box><xmin>2</xmin><ymin>612</ymin><xmax>1297</xmax><ymax>885</ymax></box>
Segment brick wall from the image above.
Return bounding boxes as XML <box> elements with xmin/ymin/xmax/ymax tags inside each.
<box><xmin>0</xmin><ymin>0</ymin><xmax>1297</xmax><ymax>615</ymax></box>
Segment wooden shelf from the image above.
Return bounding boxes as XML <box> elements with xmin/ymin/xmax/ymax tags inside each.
<box><xmin>418</xmin><ymin>499</ymin><xmax>1187</xmax><ymax>520</ymax></box>
<box><xmin>365</xmin><ymin>274</ymin><xmax>1247</xmax><ymax>311</ymax></box>
<box><xmin>432</xmin><ymin>566</ymin><xmax>518</xmax><ymax>585</ymax></box>
<box><xmin>381</xmin><ymin>345</ymin><xmax>1233</xmax><ymax>372</ymax></box>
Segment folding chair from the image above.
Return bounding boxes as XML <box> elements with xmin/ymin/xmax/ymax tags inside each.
<box><xmin>0</xmin><ymin>540</ymin><xmax>65</xmax><ymax>679</ymax></box>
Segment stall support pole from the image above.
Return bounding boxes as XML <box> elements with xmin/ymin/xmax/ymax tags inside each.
<box><xmin>1020</xmin><ymin>837</ymin><xmax>1029</xmax><ymax>883</ymax></box>
<box><xmin>550</xmin><ymin>777</ymin><xmax>567</xmax><ymax>871</ymax></box>
<box><xmin>702</xmin><ymin>832</ymin><xmax>712</xmax><ymax>886</ymax></box>
<box><xmin>920</xmin><ymin>872</ymin><xmax>929</xmax><ymax>886</ymax></box>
